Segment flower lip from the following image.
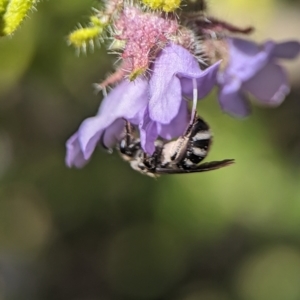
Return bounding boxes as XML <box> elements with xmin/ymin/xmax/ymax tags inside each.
<box><xmin>79</xmin><ymin>78</ymin><xmax>149</xmax><ymax>160</ymax></box>
<box><xmin>242</xmin><ymin>62</ymin><xmax>290</xmax><ymax>105</ymax></box>
<box><xmin>65</xmin><ymin>132</ymin><xmax>88</xmax><ymax>168</ymax></box>
<box><xmin>65</xmin><ymin>78</ymin><xmax>149</xmax><ymax>167</ymax></box>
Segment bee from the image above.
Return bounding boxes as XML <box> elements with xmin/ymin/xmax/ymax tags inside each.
<box><xmin>117</xmin><ymin>113</ymin><xmax>234</xmax><ymax>177</ymax></box>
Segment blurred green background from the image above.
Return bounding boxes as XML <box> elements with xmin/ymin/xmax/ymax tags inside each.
<box><xmin>0</xmin><ymin>0</ymin><xmax>300</xmax><ymax>299</ymax></box>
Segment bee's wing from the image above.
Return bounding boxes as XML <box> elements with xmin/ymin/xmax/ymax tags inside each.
<box><xmin>154</xmin><ymin>159</ymin><xmax>235</xmax><ymax>174</ymax></box>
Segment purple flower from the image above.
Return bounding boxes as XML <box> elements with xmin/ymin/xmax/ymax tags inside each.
<box><xmin>141</xmin><ymin>43</ymin><xmax>220</xmax><ymax>154</ymax></box>
<box><xmin>218</xmin><ymin>38</ymin><xmax>300</xmax><ymax>117</ymax></box>
<box><xmin>66</xmin><ymin>78</ymin><xmax>149</xmax><ymax>168</ymax></box>
<box><xmin>66</xmin><ymin>43</ymin><xmax>220</xmax><ymax>167</ymax></box>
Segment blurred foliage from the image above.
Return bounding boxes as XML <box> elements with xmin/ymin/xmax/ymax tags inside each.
<box><xmin>0</xmin><ymin>0</ymin><xmax>300</xmax><ymax>300</ymax></box>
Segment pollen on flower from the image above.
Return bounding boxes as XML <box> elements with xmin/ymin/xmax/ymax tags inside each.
<box><xmin>141</xmin><ymin>0</ymin><xmax>181</xmax><ymax>12</ymax></box>
<box><xmin>129</xmin><ymin>67</ymin><xmax>147</xmax><ymax>81</ymax></box>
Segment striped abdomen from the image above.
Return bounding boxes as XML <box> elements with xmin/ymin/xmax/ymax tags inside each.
<box><xmin>180</xmin><ymin>116</ymin><xmax>212</xmax><ymax>169</ymax></box>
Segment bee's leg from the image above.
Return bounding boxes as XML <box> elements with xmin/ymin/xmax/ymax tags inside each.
<box><xmin>168</xmin><ymin>112</ymin><xmax>198</xmax><ymax>162</ymax></box>
<box><xmin>125</xmin><ymin>119</ymin><xmax>133</xmax><ymax>148</ymax></box>
<box><xmin>190</xmin><ymin>78</ymin><xmax>198</xmax><ymax>125</ymax></box>
<box><xmin>119</xmin><ymin>119</ymin><xmax>136</xmax><ymax>156</ymax></box>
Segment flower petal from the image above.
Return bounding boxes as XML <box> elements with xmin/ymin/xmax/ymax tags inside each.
<box><xmin>272</xmin><ymin>41</ymin><xmax>300</xmax><ymax>59</ymax></box>
<box><xmin>218</xmin><ymin>38</ymin><xmax>299</xmax><ymax>117</ymax></box>
<box><xmin>149</xmin><ymin>75</ymin><xmax>182</xmax><ymax>124</ymax></box>
<box><xmin>140</xmin><ymin>108</ymin><xmax>158</xmax><ymax>155</ymax></box>
<box><xmin>65</xmin><ymin>133</ymin><xmax>88</xmax><ymax>168</ymax></box>
<box><xmin>218</xmin><ymin>78</ymin><xmax>251</xmax><ymax>117</ymax></box>
<box><xmin>179</xmin><ymin>61</ymin><xmax>220</xmax><ymax>99</ymax></box>
<box><xmin>78</xmin><ymin>78</ymin><xmax>148</xmax><ymax>160</ymax></box>
<box><xmin>226</xmin><ymin>38</ymin><xmax>272</xmax><ymax>82</ymax></box>
<box><xmin>101</xmin><ymin>119</ymin><xmax>125</xmax><ymax>148</ymax></box>
<box><xmin>157</xmin><ymin>100</ymin><xmax>189</xmax><ymax>140</ymax></box>
<box><xmin>149</xmin><ymin>43</ymin><xmax>207</xmax><ymax>124</ymax></box>
<box><xmin>243</xmin><ymin>63</ymin><xmax>290</xmax><ymax>106</ymax></box>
